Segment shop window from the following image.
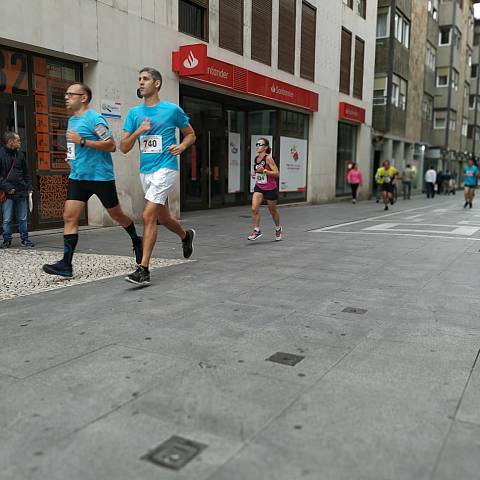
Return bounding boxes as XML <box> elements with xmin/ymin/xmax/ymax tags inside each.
<box><xmin>178</xmin><ymin>0</ymin><xmax>209</xmax><ymax>41</ymax></box>
<box><xmin>336</xmin><ymin>122</ymin><xmax>357</xmax><ymax>196</ymax></box>
<box><xmin>300</xmin><ymin>1</ymin><xmax>316</xmax><ymax>81</ymax></box>
<box><xmin>219</xmin><ymin>0</ymin><xmax>243</xmax><ymax>55</ymax></box>
<box><xmin>251</xmin><ymin>0</ymin><xmax>272</xmax><ymax>65</ymax></box>
<box><xmin>353</xmin><ymin>36</ymin><xmax>364</xmax><ymax>99</ymax></box>
<box><xmin>278</xmin><ymin>0</ymin><xmax>296</xmax><ymax>74</ymax></box>
<box><xmin>340</xmin><ymin>28</ymin><xmax>352</xmax><ymax>94</ymax></box>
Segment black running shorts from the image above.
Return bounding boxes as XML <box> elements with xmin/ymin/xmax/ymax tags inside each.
<box><xmin>254</xmin><ymin>185</ymin><xmax>278</xmax><ymax>201</ymax></box>
<box><xmin>67</xmin><ymin>179</ymin><xmax>119</xmax><ymax>209</ymax></box>
<box><xmin>382</xmin><ymin>183</ymin><xmax>394</xmax><ymax>193</ymax></box>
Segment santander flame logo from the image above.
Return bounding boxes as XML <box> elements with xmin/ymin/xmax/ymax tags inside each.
<box><xmin>183</xmin><ymin>50</ymin><xmax>199</xmax><ymax>69</ymax></box>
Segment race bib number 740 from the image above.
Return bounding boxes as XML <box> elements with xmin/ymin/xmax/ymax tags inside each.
<box><xmin>140</xmin><ymin>135</ymin><xmax>163</xmax><ymax>154</ymax></box>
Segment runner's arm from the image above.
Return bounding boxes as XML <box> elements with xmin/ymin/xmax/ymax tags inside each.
<box><xmin>167</xmin><ymin>124</ymin><xmax>196</xmax><ymax>156</ymax></box>
<box><xmin>265</xmin><ymin>156</ymin><xmax>279</xmax><ymax>177</ymax></box>
<box><xmin>66</xmin><ymin>129</ymin><xmax>116</xmax><ymax>152</ymax></box>
<box><xmin>120</xmin><ymin>118</ymin><xmax>152</xmax><ymax>154</ymax></box>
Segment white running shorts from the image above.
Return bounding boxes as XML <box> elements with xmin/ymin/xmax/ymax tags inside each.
<box><xmin>140</xmin><ymin>168</ymin><xmax>178</xmax><ymax>205</ymax></box>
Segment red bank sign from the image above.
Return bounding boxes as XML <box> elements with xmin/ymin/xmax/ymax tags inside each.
<box><xmin>172</xmin><ymin>44</ymin><xmax>319</xmax><ymax>112</ymax></box>
<box><xmin>338</xmin><ymin>102</ymin><xmax>365</xmax><ymax>124</ymax></box>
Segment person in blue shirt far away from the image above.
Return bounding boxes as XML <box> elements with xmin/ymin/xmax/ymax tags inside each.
<box><xmin>463</xmin><ymin>158</ymin><xmax>479</xmax><ymax>209</ymax></box>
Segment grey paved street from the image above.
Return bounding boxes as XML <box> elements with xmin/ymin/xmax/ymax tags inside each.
<box><xmin>1</xmin><ymin>195</ymin><xmax>480</xmax><ymax>480</ymax></box>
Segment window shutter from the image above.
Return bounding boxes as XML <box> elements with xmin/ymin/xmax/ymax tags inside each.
<box><xmin>300</xmin><ymin>2</ymin><xmax>316</xmax><ymax>81</ymax></box>
<box><xmin>340</xmin><ymin>28</ymin><xmax>352</xmax><ymax>94</ymax></box>
<box><xmin>353</xmin><ymin>36</ymin><xmax>364</xmax><ymax>99</ymax></box>
<box><xmin>251</xmin><ymin>0</ymin><xmax>272</xmax><ymax>65</ymax></box>
<box><xmin>278</xmin><ymin>0</ymin><xmax>296</xmax><ymax>74</ymax></box>
<box><xmin>219</xmin><ymin>0</ymin><xmax>244</xmax><ymax>55</ymax></box>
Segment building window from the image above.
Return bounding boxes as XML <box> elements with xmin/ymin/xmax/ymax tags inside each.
<box><xmin>426</xmin><ymin>43</ymin><xmax>436</xmax><ymax>71</ymax></box>
<box><xmin>434</xmin><ymin>111</ymin><xmax>446</xmax><ymax>129</ymax></box>
<box><xmin>394</xmin><ymin>11</ymin><xmax>410</xmax><ymax>48</ymax></box>
<box><xmin>251</xmin><ymin>0</ymin><xmax>272</xmax><ymax>65</ymax></box>
<box><xmin>340</xmin><ymin>28</ymin><xmax>352</xmax><ymax>94</ymax></box>
<box><xmin>428</xmin><ymin>0</ymin><xmax>439</xmax><ymax>20</ymax></box>
<box><xmin>353</xmin><ymin>36</ymin><xmax>364</xmax><ymax>99</ymax></box>
<box><xmin>376</xmin><ymin>8</ymin><xmax>389</xmax><ymax>38</ymax></box>
<box><xmin>278</xmin><ymin>0</ymin><xmax>296</xmax><ymax>74</ymax></box>
<box><xmin>355</xmin><ymin>0</ymin><xmax>366</xmax><ymax>18</ymax></box>
<box><xmin>219</xmin><ymin>0</ymin><xmax>244</xmax><ymax>55</ymax></box>
<box><xmin>423</xmin><ymin>94</ymin><xmax>433</xmax><ymax>121</ymax></box>
<box><xmin>300</xmin><ymin>1</ymin><xmax>316</xmax><ymax>81</ymax></box>
<box><xmin>449</xmin><ymin>112</ymin><xmax>456</xmax><ymax>131</ymax></box>
<box><xmin>463</xmin><ymin>118</ymin><xmax>468</xmax><ymax>137</ymax></box>
<box><xmin>343</xmin><ymin>0</ymin><xmax>353</xmax><ymax>8</ymax></box>
<box><xmin>451</xmin><ymin>68</ymin><xmax>459</xmax><ymax>91</ymax></box>
<box><xmin>439</xmin><ymin>27</ymin><xmax>451</xmax><ymax>46</ymax></box>
<box><xmin>469</xmin><ymin>94</ymin><xmax>476</xmax><ymax>109</ymax></box>
<box><xmin>373</xmin><ymin>75</ymin><xmax>387</xmax><ymax>105</ymax></box>
<box><xmin>178</xmin><ymin>0</ymin><xmax>208</xmax><ymax>41</ymax></box>
<box><xmin>392</xmin><ymin>73</ymin><xmax>407</xmax><ymax>110</ymax></box>
<box><xmin>437</xmin><ymin>67</ymin><xmax>449</xmax><ymax>87</ymax></box>
<box><xmin>467</xmin><ymin>48</ymin><xmax>472</xmax><ymax>67</ymax></box>
<box><xmin>472</xmin><ymin>64</ymin><xmax>478</xmax><ymax>78</ymax></box>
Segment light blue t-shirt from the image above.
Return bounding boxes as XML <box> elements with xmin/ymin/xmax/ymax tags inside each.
<box><xmin>122</xmin><ymin>101</ymin><xmax>190</xmax><ymax>174</ymax></box>
<box><xmin>464</xmin><ymin>165</ymin><xmax>478</xmax><ymax>187</ymax></box>
<box><xmin>67</xmin><ymin>109</ymin><xmax>114</xmax><ymax>181</ymax></box>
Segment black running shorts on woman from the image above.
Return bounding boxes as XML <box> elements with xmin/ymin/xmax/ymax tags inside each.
<box><xmin>67</xmin><ymin>179</ymin><xmax>119</xmax><ymax>209</ymax></box>
<box><xmin>254</xmin><ymin>185</ymin><xmax>278</xmax><ymax>201</ymax></box>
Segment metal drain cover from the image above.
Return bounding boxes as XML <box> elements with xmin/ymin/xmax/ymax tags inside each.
<box><xmin>266</xmin><ymin>352</ymin><xmax>305</xmax><ymax>366</ymax></box>
<box><xmin>143</xmin><ymin>436</ymin><xmax>207</xmax><ymax>470</ymax></box>
<box><xmin>342</xmin><ymin>307</ymin><xmax>367</xmax><ymax>314</ymax></box>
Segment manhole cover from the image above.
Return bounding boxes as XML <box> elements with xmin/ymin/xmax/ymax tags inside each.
<box><xmin>342</xmin><ymin>307</ymin><xmax>367</xmax><ymax>314</ymax></box>
<box><xmin>266</xmin><ymin>352</ymin><xmax>305</xmax><ymax>366</ymax></box>
<box><xmin>142</xmin><ymin>436</ymin><xmax>207</xmax><ymax>470</ymax></box>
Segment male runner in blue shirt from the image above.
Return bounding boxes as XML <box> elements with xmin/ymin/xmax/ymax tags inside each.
<box><xmin>120</xmin><ymin>67</ymin><xmax>196</xmax><ymax>286</ymax></box>
<box><xmin>42</xmin><ymin>82</ymin><xmax>142</xmax><ymax>278</ymax></box>
<box><xmin>463</xmin><ymin>158</ymin><xmax>478</xmax><ymax>208</ymax></box>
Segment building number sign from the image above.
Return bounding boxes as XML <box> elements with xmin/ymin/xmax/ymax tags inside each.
<box><xmin>0</xmin><ymin>49</ymin><xmax>29</xmax><ymax>95</ymax></box>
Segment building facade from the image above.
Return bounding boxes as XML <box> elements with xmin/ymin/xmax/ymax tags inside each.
<box><xmin>0</xmin><ymin>0</ymin><xmax>377</xmax><ymax>230</ymax></box>
<box><xmin>373</xmin><ymin>0</ymin><xmax>477</xmax><ymax>192</ymax></box>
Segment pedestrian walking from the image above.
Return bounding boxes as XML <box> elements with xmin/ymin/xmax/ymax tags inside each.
<box><xmin>463</xmin><ymin>158</ymin><xmax>478</xmax><ymax>208</ymax></box>
<box><xmin>346</xmin><ymin>163</ymin><xmax>363</xmax><ymax>204</ymax></box>
<box><xmin>0</xmin><ymin>131</ymin><xmax>35</xmax><ymax>248</ymax></box>
<box><xmin>248</xmin><ymin>138</ymin><xmax>282</xmax><ymax>241</ymax></box>
<box><xmin>375</xmin><ymin>160</ymin><xmax>398</xmax><ymax>211</ymax></box>
<box><xmin>424</xmin><ymin>166</ymin><xmax>437</xmax><ymax>199</ymax></box>
<box><xmin>401</xmin><ymin>164</ymin><xmax>414</xmax><ymax>200</ymax></box>
<box><xmin>42</xmin><ymin>82</ymin><xmax>142</xmax><ymax>278</ymax></box>
<box><xmin>121</xmin><ymin>67</ymin><xmax>196</xmax><ymax>286</ymax></box>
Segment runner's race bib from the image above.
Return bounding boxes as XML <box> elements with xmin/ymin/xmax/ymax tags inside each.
<box><xmin>67</xmin><ymin>142</ymin><xmax>75</xmax><ymax>160</ymax></box>
<box><xmin>140</xmin><ymin>135</ymin><xmax>163</xmax><ymax>154</ymax></box>
<box><xmin>256</xmin><ymin>172</ymin><xmax>267</xmax><ymax>184</ymax></box>
<box><xmin>384</xmin><ymin>175</ymin><xmax>391</xmax><ymax>184</ymax></box>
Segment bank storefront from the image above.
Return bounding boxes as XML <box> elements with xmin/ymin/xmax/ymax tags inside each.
<box><xmin>172</xmin><ymin>44</ymin><xmax>318</xmax><ymax>211</ymax></box>
<box><xmin>0</xmin><ymin>45</ymin><xmax>83</xmax><ymax>230</ymax></box>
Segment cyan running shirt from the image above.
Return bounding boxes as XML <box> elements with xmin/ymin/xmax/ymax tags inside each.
<box><xmin>67</xmin><ymin>109</ymin><xmax>115</xmax><ymax>181</ymax></box>
<box><xmin>464</xmin><ymin>165</ymin><xmax>478</xmax><ymax>187</ymax></box>
<box><xmin>123</xmin><ymin>101</ymin><xmax>190</xmax><ymax>174</ymax></box>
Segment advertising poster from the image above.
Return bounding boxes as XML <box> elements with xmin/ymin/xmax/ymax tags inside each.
<box><xmin>279</xmin><ymin>137</ymin><xmax>308</xmax><ymax>192</ymax></box>
<box><xmin>228</xmin><ymin>132</ymin><xmax>242</xmax><ymax>193</ymax></box>
<box><xmin>250</xmin><ymin>135</ymin><xmax>273</xmax><ymax>192</ymax></box>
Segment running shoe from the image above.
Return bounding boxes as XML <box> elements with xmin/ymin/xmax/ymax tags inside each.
<box><xmin>182</xmin><ymin>229</ymin><xmax>195</xmax><ymax>259</ymax></box>
<box><xmin>469</xmin><ymin>202</ymin><xmax>473</xmax><ymax>209</ymax></box>
<box><xmin>248</xmin><ymin>229</ymin><xmax>263</xmax><ymax>241</ymax></box>
<box><xmin>133</xmin><ymin>237</ymin><xmax>143</xmax><ymax>265</ymax></box>
<box><xmin>384</xmin><ymin>206</ymin><xmax>389</xmax><ymax>211</ymax></box>
<box><xmin>275</xmin><ymin>227</ymin><xmax>282</xmax><ymax>241</ymax></box>
<box><xmin>0</xmin><ymin>240</ymin><xmax>11</xmax><ymax>249</ymax></box>
<box><xmin>21</xmin><ymin>239</ymin><xmax>35</xmax><ymax>248</ymax></box>
<box><xmin>125</xmin><ymin>265</ymin><xmax>150</xmax><ymax>286</ymax></box>
<box><xmin>464</xmin><ymin>201</ymin><xmax>469</xmax><ymax>208</ymax></box>
<box><xmin>42</xmin><ymin>260</ymin><xmax>73</xmax><ymax>278</ymax></box>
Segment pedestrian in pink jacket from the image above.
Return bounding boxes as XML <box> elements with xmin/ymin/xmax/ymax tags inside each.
<box><xmin>346</xmin><ymin>163</ymin><xmax>363</xmax><ymax>204</ymax></box>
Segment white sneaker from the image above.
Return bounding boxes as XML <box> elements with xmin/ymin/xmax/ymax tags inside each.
<box><xmin>275</xmin><ymin>227</ymin><xmax>282</xmax><ymax>241</ymax></box>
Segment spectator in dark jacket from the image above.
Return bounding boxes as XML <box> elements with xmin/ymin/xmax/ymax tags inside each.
<box><xmin>0</xmin><ymin>131</ymin><xmax>34</xmax><ymax>248</ymax></box>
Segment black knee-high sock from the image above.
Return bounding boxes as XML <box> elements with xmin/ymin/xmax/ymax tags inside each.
<box><xmin>63</xmin><ymin>234</ymin><xmax>78</xmax><ymax>266</ymax></box>
<box><xmin>124</xmin><ymin>222</ymin><xmax>140</xmax><ymax>243</ymax></box>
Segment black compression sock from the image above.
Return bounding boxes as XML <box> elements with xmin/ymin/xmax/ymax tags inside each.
<box><xmin>124</xmin><ymin>222</ymin><xmax>140</xmax><ymax>242</ymax></box>
<box><xmin>63</xmin><ymin>234</ymin><xmax>78</xmax><ymax>266</ymax></box>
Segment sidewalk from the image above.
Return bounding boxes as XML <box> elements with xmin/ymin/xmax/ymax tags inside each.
<box><xmin>1</xmin><ymin>196</ymin><xmax>479</xmax><ymax>480</ymax></box>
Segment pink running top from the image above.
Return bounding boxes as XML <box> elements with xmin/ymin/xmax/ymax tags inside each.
<box><xmin>254</xmin><ymin>155</ymin><xmax>277</xmax><ymax>191</ymax></box>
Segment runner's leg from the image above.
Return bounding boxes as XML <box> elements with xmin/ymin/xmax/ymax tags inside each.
<box><xmin>267</xmin><ymin>199</ymin><xmax>280</xmax><ymax>227</ymax></box>
<box><xmin>252</xmin><ymin>192</ymin><xmax>263</xmax><ymax>229</ymax></box>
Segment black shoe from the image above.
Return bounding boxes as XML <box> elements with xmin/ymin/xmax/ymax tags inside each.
<box><xmin>390</xmin><ymin>198</ymin><xmax>394</xmax><ymax>205</ymax></box>
<box><xmin>133</xmin><ymin>237</ymin><xmax>143</xmax><ymax>265</ymax></box>
<box><xmin>469</xmin><ymin>202</ymin><xmax>473</xmax><ymax>209</ymax></box>
<box><xmin>42</xmin><ymin>260</ymin><xmax>73</xmax><ymax>278</ymax></box>
<box><xmin>182</xmin><ymin>229</ymin><xmax>195</xmax><ymax>259</ymax></box>
<box><xmin>125</xmin><ymin>265</ymin><xmax>150</xmax><ymax>286</ymax></box>
<box><xmin>21</xmin><ymin>239</ymin><xmax>35</xmax><ymax>248</ymax></box>
<box><xmin>0</xmin><ymin>240</ymin><xmax>11</xmax><ymax>249</ymax></box>
<box><xmin>384</xmin><ymin>206</ymin><xmax>389</xmax><ymax>211</ymax></box>
<box><xmin>464</xmin><ymin>202</ymin><xmax>469</xmax><ymax>209</ymax></box>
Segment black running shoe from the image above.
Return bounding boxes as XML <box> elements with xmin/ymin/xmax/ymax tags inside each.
<box><xmin>384</xmin><ymin>206</ymin><xmax>389</xmax><ymax>211</ymax></box>
<box><xmin>469</xmin><ymin>202</ymin><xmax>473</xmax><ymax>209</ymax></box>
<box><xmin>42</xmin><ymin>260</ymin><xmax>73</xmax><ymax>278</ymax></box>
<box><xmin>464</xmin><ymin>201</ymin><xmax>469</xmax><ymax>208</ymax></box>
<box><xmin>182</xmin><ymin>229</ymin><xmax>195</xmax><ymax>259</ymax></box>
<box><xmin>133</xmin><ymin>237</ymin><xmax>143</xmax><ymax>265</ymax></box>
<box><xmin>125</xmin><ymin>265</ymin><xmax>150</xmax><ymax>286</ymax></box>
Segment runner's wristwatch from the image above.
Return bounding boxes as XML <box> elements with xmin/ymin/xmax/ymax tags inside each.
<box><xmin>80</xmin><ymin>138</ymin><xmax>86</xmax><ymax>148</ymax></box>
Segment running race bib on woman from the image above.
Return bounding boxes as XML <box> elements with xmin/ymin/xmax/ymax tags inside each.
<box><xmin>256</xmin><ymin>172</ymin><xmax>267</xmax><ymax>184</ymax></box>
<box><xmin>67</xmin><ymin>142</ymin><xmax>75</xmax><ymax>160</ymax></box>
<box><xmin>123</xmin><ymin>101</ymin><xmax>189</xmax><ymax>174</ymax></box>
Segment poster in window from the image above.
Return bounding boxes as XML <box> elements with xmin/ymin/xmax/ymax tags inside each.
<box><xmin>228</xmin><ymin>132</ymin><xmax>241</xmax><ymax>193</ymax></box>
<box><xmin>279</xmin><ymin>136</ymin><xmax>308</xmax><ymax>192</ymax></box>
<box><xmin>250</xmin><ymin>135</ymin><xmax>273</xmax><ymax>193</ymax></box>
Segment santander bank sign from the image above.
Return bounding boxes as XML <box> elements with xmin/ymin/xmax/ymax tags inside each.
<box><xmin>172</xmin><ymin>44</ymin><xmax>319</xmax><ymax>112</ymax></box>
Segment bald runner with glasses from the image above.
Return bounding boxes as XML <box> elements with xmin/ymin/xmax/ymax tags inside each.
<box><xmin>42</xmin><ymin>82</ymin><xmax>142</xmax><ymax>278</ymax></box>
